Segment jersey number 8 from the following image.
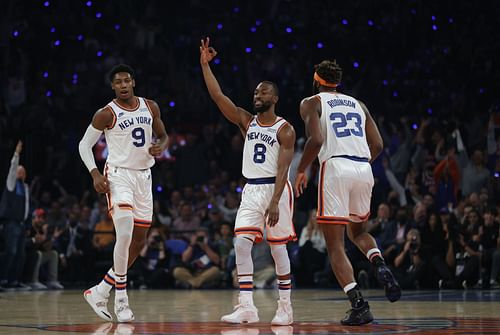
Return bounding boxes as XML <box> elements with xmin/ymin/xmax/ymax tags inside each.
<box><xmin>253</xmin><ymin>143</ymin><xmax>266</xmax><ymax>163</ymax></box>
<box><xmin>330</xmin><ymin>112</ymin><xmax>364</xmax><ymax>138</ymax></box>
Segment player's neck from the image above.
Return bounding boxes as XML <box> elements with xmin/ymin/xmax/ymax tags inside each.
<box><xmin>115</xmin><ymin>96</ymin><xmax>138</xmax><ymax>108</ymax></box>
<box><xmin>256</xmin><ymin>110</ymin><xmax>277</xmax><ymax>124</ymax></box>
<box><xmin>319</xmin><ymin>88</ymin><xmax>337</xmax><ymax>93</ymax></box>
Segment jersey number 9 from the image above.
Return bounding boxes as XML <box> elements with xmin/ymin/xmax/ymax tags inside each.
<box><xmin>132</xmin><ymin>127</ymin><xmax>145</xmax><ymax>147</ymax></box>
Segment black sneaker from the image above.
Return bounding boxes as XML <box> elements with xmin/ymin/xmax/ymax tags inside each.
<box><xmin>375</xmin><ymin>265</ymin><xmax>401</xmax><ymax>302</ymax></box>
<box><xmin>340</xmin><ymin>301</ymin><xmax>374</xmax><ymax>326</ymax></box>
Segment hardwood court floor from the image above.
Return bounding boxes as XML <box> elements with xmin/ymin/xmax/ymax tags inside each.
<box><xmin>0</xmin><ymin>289</ymin><xmax>499</xmax><ymax>334</ymax></box>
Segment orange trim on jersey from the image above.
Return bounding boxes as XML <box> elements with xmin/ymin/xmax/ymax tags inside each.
<box><xmin>255</xmin><ymin>116</ymin><xmax>283</xmax><ymax>127</ymax></box>
<box><xmin>235</xmin><ymin>227</ymin><xmax>263</xmax><ymax>235</ymax></box>
<box><xmin>104</xmin><ymin>164</ymin><xmax>113</xmax><ymax>212</ymax></box>
<box><xmin>113</xmin><ymin>97</ymin><xmax>140</xmax><ymax>111</ymax></box>
<box><xmin>317</xmin><ymin>215</ymin><xmax>350</xmax><ymax>221</ymax></box>
<box><xmin>134</xmin><ymin>218</ymin><xmax>152</xmax><ymax>228</ymax></box>
<box><xmin>350</xmin><ymin>212</ymin><xmax>371</xmax><ymax>221</ymax></box>
<box><xmin>144</xmin><ymin>98</ymin><xmax>155</xmax><ymax>118</ymax></box>
<box><xmin>245</xmin><ymin>116</ymin><xmax>255</xmax><ymax>131</ymax></box>
<box><xmin>276</xmin><ymin>120</ymin><xmax>289</xmax><ymax>145</ymax></box>
<box><xmin>317</xmin><ymin>161</ymin><xmax>326</xmax><ymax>216</ymax></box>
<box><xmin>105</xmin><ymin>105</ymin><xmax>117</xmax><ymax>129</ymax></box>
<box><xmin>314</xmin><ymin>72</ymin><xmax>339</xmax><ymax>88</ymax></box>
<box><xmin>317</xmin><ymin>219</ymin><xmax>349</xmax><ymax>225</ymax></box>
<box><xmin>118</xmin><ymin>203</ymin><xmax>133</xmax><ymax>210</ymax></box>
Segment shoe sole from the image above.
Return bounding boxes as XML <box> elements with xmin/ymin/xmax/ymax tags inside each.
<box><xmin>271</xmin><ymin>319</ymin><xmax>293</xmax><ymax>325</ymax></box>
<box><xmin>341</xmin><ymin>316</ymin><xmax>374</xmax><ymax>326</ymax></box>
<box><xmin>378</xmin><ymin>268</ymin><xmax>401</xmax><ymax>302</ymax></box>
<box><xmin>221</xmin><ymin>313</ymin><xmax>259</xmax><ymax>324</ymax></box>
<box><xmin>83</xmin><ymin>290</ymin><xmax>113</xmax><ymax>321</ymax></box>
<box><xmin>117</xmin><ymin>316</ymin><xmax>135</xmax><ymax>323</ymax></box>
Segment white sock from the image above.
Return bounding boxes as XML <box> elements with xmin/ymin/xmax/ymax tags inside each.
<box><xmin>115</xmin><ymin>274</ymin><xmax>127</xmax><ymax>300</ymax></box>
<box><xmin>96</xmin><ymin>268</ymin><xmax>115</xmax><ymax>297</ymax></box>
<box><xmin>343</xmin><ymin>282</ymin><xmax>357</xmax><ymax>293</ymax></box>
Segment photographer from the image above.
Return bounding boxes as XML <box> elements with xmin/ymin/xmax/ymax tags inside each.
<box><xmin>173</xmin><ymin>227</ymin><xmax>222</xmax><ymax>288</ymax></box>
<box><xmin>393</xmin><ymin>229</ymin><xmax>431</xmax><ymax>289</ymax></box>
<box><xmin>135</xmin><ymin>227</ymin><xmax>172</xmax><ymax>289</ymax></box>
<box><xmin>439</xmin><ymin>215</ymin><xmax>481</xmax><ymax>289</ymax></box>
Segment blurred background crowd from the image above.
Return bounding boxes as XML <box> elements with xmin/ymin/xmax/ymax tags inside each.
<box><xmin>0</xmin><ymin>0</ymin><xmax>499</xmax><ymax>291</ymax></box>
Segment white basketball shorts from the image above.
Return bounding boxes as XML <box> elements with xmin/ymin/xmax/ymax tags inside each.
<box><xmin>235</xmin><ymin>178</ymin><xmax>296</xmax><ymax>244</ymax></box>
<box><xmin>317</xmin><ymin>157</ymin><xmax>373</xmax><ymax>224</ymax></box>
<box><xmin>104</xmin><ymin>163</ymin><xmax>153</xmax><ymax>227</ymax></box>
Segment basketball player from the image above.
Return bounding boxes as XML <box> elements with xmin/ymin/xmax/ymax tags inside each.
<box><xmin>200</xmin><ymin>38</ymin><xmax>295</xmax><ymax>325</ymax></box>
<box><xmin>294</xmin><ymin>60</ymin><xmax>401</xmax><ymax>325</ymax></box>
<box><xmin>78</xmin><ymin>64</ymin><xmax>168</xmax><ymax>322</ymax></box>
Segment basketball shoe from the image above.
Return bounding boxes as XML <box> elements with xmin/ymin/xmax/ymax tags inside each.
<box><xmin>221</xmin><ymin>295</ymin><xmax>259</xmax><ymax>324</ymax></box>
<box><xmin>340</xmin><ymin>301</ymin><xmax>374</xmax><ymax>326</ymax></box>
<box><xmin>375</xmin><ymin>264</ymin><xmax>401</xmax><ymax>302</ymax></box>
<box><xmin>114</xmin><ymin>296</ymin><xmax>134</xmax><ymax>323</ymax></box>
<box><xmin>271</xmin><ymin>300</ymin><xmax>293</xmax><ymax>325</ymax></box>
<box><xmin>84</xmin><ymin>286</ymin><xmax>113</xmax><ymax>321</ymax></box>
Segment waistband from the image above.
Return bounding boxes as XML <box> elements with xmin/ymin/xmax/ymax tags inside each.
<box><xmin>331</xmin><ymin>155</ymin><xmax>369</xmax><ymax>163</ymax></box>
<box><xmin>247</xmin><ymin>177</ymin><xmax>276</xmax><ymax>184</ymax></box>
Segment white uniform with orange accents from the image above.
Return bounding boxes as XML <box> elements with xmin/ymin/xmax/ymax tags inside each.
<box><xmin>235</xmin><ymin>116</ymin><xmax>296</xmax><ymax>244</ymax></box>
<box><xmin>315</xmin><ymin>92</ymin><xmax>373</xmax><ymax>224</ymax></box>
<box><xmin>103</xmin><ymin>97</ymin><xmax>155</xmax><ymax>227</ymax></box>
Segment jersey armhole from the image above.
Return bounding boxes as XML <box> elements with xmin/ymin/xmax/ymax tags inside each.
<box><xmin>276</xmin><ymin>120</ymin><xmax>289</xmax><ymax>145</ymax></box>
<box><xmin>105</xmin><ymin>106</ymin><xmax>117</xmax><ymax>129</ymax></box>
<box><xmin>144</xmin><ymin>98</ymin><xmax>156</xmax><ymax>119</ymax></box>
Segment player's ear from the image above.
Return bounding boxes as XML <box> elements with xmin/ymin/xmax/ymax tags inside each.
<box><xmin>132</xmin><ymin>79</ymin><xmax>136</xmax><ymax>88</ymax></box>
<box><xmin>272</xmin><ymin>95</ymin><xmax>279</xmax><ymax>104</ymax></box>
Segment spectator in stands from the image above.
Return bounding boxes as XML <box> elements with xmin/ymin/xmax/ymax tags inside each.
<box><xmin>24</xmin><ymin>208</ymin><xmax>64</xmax><ymax>290</ymax></box>
<box><xmin>135</xmin><ymin>227</ymin><xmax>172</xmax><ymax>289</ymax></box>
<box><xmin>173</xmin><ymin>227</ymin><xmax>221</xmax><ymax>288</ymax></box>
<box><xmin>172</xmin><ymin>203</ymin><xmax>201</xmax><ymax>240</ymax></box>
<box><xmin>0</xmin><ymin>141</ymin><xmax>30</xmax><ymax>290</ymax></box>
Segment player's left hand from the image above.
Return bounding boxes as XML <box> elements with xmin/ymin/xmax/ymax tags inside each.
<box><xmin>294</xmin><ymin>172</ymin><xmax>308</xmax><ymax>197</ymax></box>
<box><xmin>148</xmin><ymin>143</ymin><xmax>163</xmax><ymax>156</ymax></box>
<box><xmin>265</xmin><ymin>202</ymin><xmax>279</xmax><ymax>227</ymax></box>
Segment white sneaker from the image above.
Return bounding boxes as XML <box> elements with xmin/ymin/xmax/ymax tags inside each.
<box><xmin>221</xmin><ymin>303</ymin><xmax>259</xmax><ymax>324</ymax></box>
<box><xmin>84</xmin><ymin>286</ymin><xmax>113</xmax><ymax>321</ymax></box>
<box><xmin>271</xmin><ymin>300</ymin><xmax>293</xmax><ymax>325</ymax></box>
<box><xmin>115</xmin><ymin>296</ymin><xmax>135</xmax><ymax>323</ymax></box>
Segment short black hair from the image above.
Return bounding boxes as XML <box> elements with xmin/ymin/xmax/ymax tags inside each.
<box><xmin>315</xmin><ymin>60</ymin><xmax>342</xmax><ymax>86</ymax></box>
<box><xmin>261</xmin><ymin>80</ymin><xmax>279</xmax><ymax>96</ymax></box>
<box><xmin>108</xmin><ymin>64</ymin><xmax>135</xmax><ymax>82</ymax></box>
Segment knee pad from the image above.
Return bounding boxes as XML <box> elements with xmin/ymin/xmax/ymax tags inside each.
<box><xmin>270</xmin><ymin>244</ymin><xmax>291</xmax><ymax>276</ymax></box>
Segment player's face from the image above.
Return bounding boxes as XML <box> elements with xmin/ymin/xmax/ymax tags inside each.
<box><xmin>253</xmin><ymin>82</ymin><xmax>278</xmax><ymax>114</ymax></box>
<box><xmin>111</xmin><ymin>72</ymin><xmax>135</xmax><ymax>100</ymax></box>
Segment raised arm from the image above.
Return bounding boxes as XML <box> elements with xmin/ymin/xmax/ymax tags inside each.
<box><xmin>6</xmin><ymin>141</ymin><xmax>23</xmax><ymax>191</ymax></box>
<box><xmin>266</xmin><ymin>123</ymin><xmax>296</xmax><ymax>227</ymax></box>
<box><xmin>145</xmin><ymin>99</ymin><xmax>169</xmax><ymax>156</ymax></box>
<box><xmin>78</xmin><ymin>107</ymin><xmax>114</xmax><ymax>193</ymax></box>
<box><xmin>294</xmin><ymin>96</ymin><xmax>323</xmax><ymax>196</ymax></box>
<box><xmin>200</xmin><ymin>38</ymin><xmax>252</xmax><ymax>133</ymax></box>
<box><xmin>359</xmin><ymin>101</ymin><xmax>383</xmax><ymax>162</ymax></box>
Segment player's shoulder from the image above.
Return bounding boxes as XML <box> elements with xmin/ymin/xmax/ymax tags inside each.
<box><xmin>301</xmin><ymin>94</ymin><xmax>321</xmax><ymax>105</ymax></box>
<box><xmin>142</xmin><ymin>98</ymin><xmax>160</xmax><ymax>117</ymax></box>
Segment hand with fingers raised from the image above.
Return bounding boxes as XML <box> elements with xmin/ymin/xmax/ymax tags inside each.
<box><xmin>200</xmin><ymin>37</ymin><xmax>218</xmax><ymax>65</ymax></box>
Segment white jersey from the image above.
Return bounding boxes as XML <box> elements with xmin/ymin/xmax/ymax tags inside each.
<box><xmin>316</xmin><ymin>92</ymin><xmax>371</xmax><ymax>163</ymax></box>
<box><xmin>242</xmin><ymin>116</ymin><xmax>289</xmax><ymax>179</ymax></box>
<box><xmin>104</xmin><ymin>97</ymin><xmax>155</xmax><ymax>170</ymax></box>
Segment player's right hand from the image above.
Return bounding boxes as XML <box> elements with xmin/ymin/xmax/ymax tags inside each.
<box><xmin>294</xmin><ymin>172</ymin><xmax>308</xmax><ymax>197</ymax></box>
<box><xmin>200</xmin><ymin>37</ymin><xmax>217</xmax><ymax>65</ymax></box>
<box><xmin>92</xmin><ymin>173</ymin><xmax>110</xmax><ymax>193</ymax></box>
<box><xmin>15</xmin><ymin>140</ymin><xmax>23</xmax><ymax>154</ymax></box>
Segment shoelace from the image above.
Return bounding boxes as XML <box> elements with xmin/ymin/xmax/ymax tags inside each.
<box><xmin>116</xmin><ymin>299</ymin><xmax>130</xmax><ymax>313</ymax></box>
